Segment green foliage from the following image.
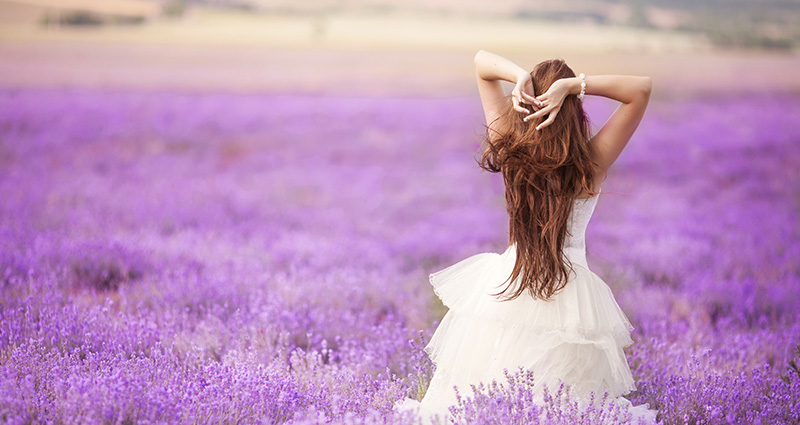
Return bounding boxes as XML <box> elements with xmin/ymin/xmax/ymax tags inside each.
<box><xmin>57</xmin><ymin>10</ymin><xmax>104</xmax><ymax>27</ymax></box>
<box><xmin>675</xmin><ymin>5</ymin><xmax>796</xmax><ymax>50</ymax></box>
<box><xmin>627</xmin><ymin>3</ymin><xmax>653</xmax><ymax>28</ymax></box>
<box><xmin>112</xmin><ymin>15</ymin><xmax>146</xmax><ymax>25</ymax></box>
<box><xmin>162</xmin><ymin>0</ymin><xmax>189</xmax><ymax>18</ymax></box>
<box><xmin>38</xmin><ymin>10</ymin><xmax>148</xmax><ymax>27</ymax></box>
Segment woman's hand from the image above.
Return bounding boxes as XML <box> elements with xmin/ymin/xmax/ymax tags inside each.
<box><xmin>510</xmin><ymin>73</ymin><xmax>540</xmax><ymax>114</ymax></box>
<box><xmin>524</xmin><ymin>77</ymin><xmax>576</xmax><ymax>130</ymax></box>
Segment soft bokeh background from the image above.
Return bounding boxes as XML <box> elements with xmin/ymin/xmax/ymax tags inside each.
<box><xmin>1</xmin><ymin>1</ymin><xmax>799</xmax><ymax>424</ymax></box>
<box><xmin>2</xmin><ymin>0</ymin><xmax>800</xmax><ymax>96</ymax></box>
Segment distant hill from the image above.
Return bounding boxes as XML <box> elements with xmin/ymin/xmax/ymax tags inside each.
<box><xmin>188</xmin><ymin>0</ymin><xmax>799</xmax><ymax>51</ymax></box>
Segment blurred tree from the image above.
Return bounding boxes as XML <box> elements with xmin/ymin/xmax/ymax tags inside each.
<box><xmin>163</xmin><ymin>0</ymin><xmax>188</xmax><ymax>18</ymax></box>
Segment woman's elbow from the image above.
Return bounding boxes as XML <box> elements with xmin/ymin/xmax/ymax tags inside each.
<box><xmin>640</xmin><ymin>76</ymin><xmax>653</xmax><ymax>99</ymax></box>
<box><xmin>474</xmin><ymin>49</ymin><xmax>487</xmax><ymax>65</ymax></box>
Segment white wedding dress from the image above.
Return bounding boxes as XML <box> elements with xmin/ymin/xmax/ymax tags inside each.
<box><xmin>396</xmin><ymin>191</ymin><xmax>657</xmax><ymax>423</ymax></box>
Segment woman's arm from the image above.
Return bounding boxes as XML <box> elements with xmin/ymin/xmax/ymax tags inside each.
<box><xmin>473</xmin><ymin>50</ymin><xmax>539</xmax><ymax>132</ymax></box>
<box><xmin>584</xmin><ymin>75</ymin><xmax>652</xmax><ymax>175</ymax></box>
<box><xmin>528</xmin><ymin>74</ymin><xmax>652</xmax><ymax>176</ymax></box>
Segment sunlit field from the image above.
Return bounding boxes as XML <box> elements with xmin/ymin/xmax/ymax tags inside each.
<box><xmin>1</xmin><ymin>3</ymin><xmax>800</xmax><ymax>424</ymax></box>
<box><xmin>3</xmin><ymin>88</ymin><xmax>799</xmax><ymax>424</ymax></box>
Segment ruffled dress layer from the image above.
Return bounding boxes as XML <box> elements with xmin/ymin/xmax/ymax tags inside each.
<box><xmin>395</xmin><ymin>193</ymin><xmax>657</xmax><ymax>424</ymax></box>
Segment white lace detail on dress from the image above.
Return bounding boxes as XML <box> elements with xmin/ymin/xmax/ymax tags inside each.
<box><xmin>563</xmin><ymin>192</ymin><xmax>600</xmax><ymax>269</ymax></box>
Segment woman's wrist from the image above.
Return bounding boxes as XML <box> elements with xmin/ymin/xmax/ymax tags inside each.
<box><xmin>567</xmin><ymin>76</ymin><xmax>582</xmax><ymax>96</ymax></box>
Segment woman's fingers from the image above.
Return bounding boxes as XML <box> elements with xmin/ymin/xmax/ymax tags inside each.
<box><xmin>536</xmin><ymin>109</ymin><xmax>560</xmax><ymax>130</ymax></box>
<box><xmin>523</xmin><ymin>104</ymin><xmax>561</xmax><ymax>129</ymax></box>
<box><xmin>524</xmin><ymin>105</ymin><xmax>552</xmax><ymax>121</ymax></box>
<box><xmin>512</xmin><ymin>99</ymin><xmax>528</xmax><ymax>114</ymax></box>
<box><xmin>510</xmin><ymin>88</ymin><xmax>524</xmax><ymax>112</ymax></box>
<box><xmin>521</xmin><ymin>92</ymin><xmax>541</xmax><ymax>107</ymax></box>
<box><xmin>513</xmin><ymin>95</ymin><xmax>540</xmax><ymax>114</ymax></box>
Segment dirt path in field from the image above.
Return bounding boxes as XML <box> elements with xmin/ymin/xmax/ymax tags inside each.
<box><xmin>1</xmin><ymin>4</ymin><xmax>799</xmax><ymax>98</ymax></box>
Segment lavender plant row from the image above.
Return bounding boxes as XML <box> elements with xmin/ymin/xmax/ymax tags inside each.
<box><xmin>0</xmin><ymin>88</ymin><xmax>798</xmax><ymax>424</ymax></box>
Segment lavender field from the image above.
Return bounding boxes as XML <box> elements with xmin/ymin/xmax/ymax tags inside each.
<box><xmin>0</xmin><ymin>87</ymin><xmax>799</xmax><ymax>424</ymax></box>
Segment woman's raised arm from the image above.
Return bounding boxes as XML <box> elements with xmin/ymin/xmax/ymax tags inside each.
<box><xmin>584</xmin><ymin>75</ymin><xmax>652</xmax><ymax>175</ymax></box>
<box><xmin>474</xmin><ymin>50</ymin><xmax>540</xmax><ymax>131</ymax></box>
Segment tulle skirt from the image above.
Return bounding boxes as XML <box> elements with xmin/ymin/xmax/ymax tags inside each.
<box><xmin>395</xmin><ymin>245</ymin><xmax>657</xmax><ymax>424</ymax></box>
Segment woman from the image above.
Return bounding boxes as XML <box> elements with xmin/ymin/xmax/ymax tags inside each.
<box><xmin>395</xmin><ymin>50</ymin><xmax>655</xmax><ymax>423</ymax></box>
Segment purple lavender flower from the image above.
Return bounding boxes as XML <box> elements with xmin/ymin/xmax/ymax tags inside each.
<box><xmin>0</xmin><ymin>89</ymin><xmax>798</xmax><ymax>423</ymax></box>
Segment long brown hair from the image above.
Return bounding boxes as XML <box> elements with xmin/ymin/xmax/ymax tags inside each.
<box><xmin>480</xmin><ymin>59</ymin><xmax>597</xmax><ymax>301</ymax></box>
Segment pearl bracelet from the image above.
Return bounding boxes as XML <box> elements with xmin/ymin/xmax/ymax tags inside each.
<box><xmin>577</xmin><ymin>73</ymin><xmax>586</xmax><ymax>100</ymax></box>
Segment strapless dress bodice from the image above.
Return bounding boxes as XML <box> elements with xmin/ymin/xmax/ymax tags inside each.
<box><xmin>562</xmin><ymin>192</ymin><xmax>600</xmax><ymax>269</ymax></box>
